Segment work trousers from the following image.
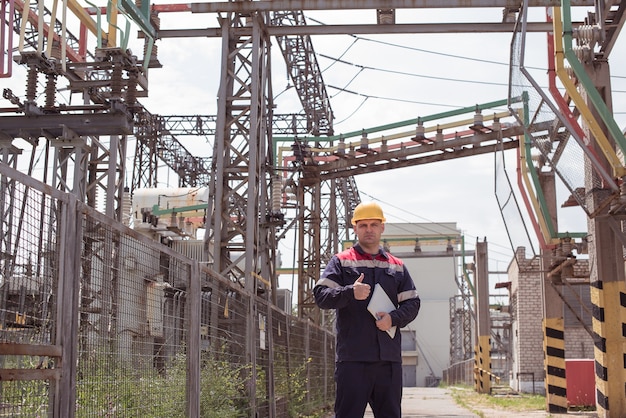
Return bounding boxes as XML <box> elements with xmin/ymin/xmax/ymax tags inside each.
<box><xmin>334</xmin><ymin>361</ymin><xmax>402</xmax><ymax>418</ymax></box>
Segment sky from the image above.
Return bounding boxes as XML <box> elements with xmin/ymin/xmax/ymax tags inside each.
<box><xmin>3</xmin><ymin>3</ymin><xmax>626</xmax><ymax>294</ymax></box>
<box><xmin>141</xmin><ymin>4</ymin><xmax>626</xmax><ymax>294</ymax></box>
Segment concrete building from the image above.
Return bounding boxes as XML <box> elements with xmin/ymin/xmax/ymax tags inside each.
<box><xmin>382</xmin><ymin>222</ymin><xmax>465</xmax><ymax>387</ymax></box>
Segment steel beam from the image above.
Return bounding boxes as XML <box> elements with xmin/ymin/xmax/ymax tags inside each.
<box><xmin>301</xmin><ymin>124</ymin><xmax>525</xmax><ymax>180</ymax></box>
<box><xmin>190</xmin><ymin>0</ymin><xmax>594</xmax><ymax>13</ymax></box>
<box><xmin>0</xmin><ymin>113</ymin><xmax>133</xmax><ymax>139</ymax></box>
<box><xmin>156</xmin><ymin>22</ymin><xmax>557</xmax><ymax>38</ymax></box>
<box><xmin>271</xmin><ymin>10</ymin><xmax>334</xmax><ymax>136</ymax></box>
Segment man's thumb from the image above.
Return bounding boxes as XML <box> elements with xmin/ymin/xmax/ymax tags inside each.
<box><xmin>356</xmin><ymin>273</ymin><xmax>364</xmax><ymax>282</ymax></box>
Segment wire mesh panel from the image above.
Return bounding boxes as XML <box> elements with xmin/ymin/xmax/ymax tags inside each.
<box><xmin>75</xmin><ymin>209</ymin><xmax>193</xmax><ymax>416</ymax></box>
<box><xmin>287</xmin><ymin>319</ymin><xmax>311</xmax><ymax>413</ymax></box>
<box><xmin>307</xmin><ymin>324</ymin><xmax>334</xmax><ymax>414</ymax></box>
<box><xmin>0</xmin><ymin>170</ymin><xmax>61</xmax><ymax>415</ymax></box>
<box><xmin>270</xmin><ymin>308</ymin><xmax>292</xmax><ymax>417</ymax></box>
<box><xmin>198</xmin><ymin>272</ymin><xmax>252</xmax><ymax>417</ymax></box>
<box><xmin>494</xmin><ymin>142</ymin><xmax>538</xmax><ymax>261</ymax></box>
<box><xmin>508</xmin><ymin>2</ymin><xmax>617</xmax><ymax>221</ymax></box>
<box><xmin>0</xmin><ymin>162</ymin><xmax>336</xmax><ymax>417</ymax></box>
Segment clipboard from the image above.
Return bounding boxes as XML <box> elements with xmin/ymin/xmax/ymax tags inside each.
<box><xmin>367</xmin><ymin>283</ymin><xmax>397</xmax><ymax>338</ymax></box>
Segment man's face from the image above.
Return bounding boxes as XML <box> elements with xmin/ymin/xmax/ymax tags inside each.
<box><xmin>354</xmin><ymin>219</ymin><xmax>385</xmax><ymax>247</ymax></box>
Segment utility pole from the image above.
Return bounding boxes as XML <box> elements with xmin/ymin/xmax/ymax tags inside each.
<box><xmin>584</xmin><ymin>59</ymin><xmax>626</xmax><ymax>418</ymax></box>
<box><xmin>474</xmin><ymin>239</ymin><xmax>491</xmax><ymax>393</ymax></box>
<box><xmin>539</xmin><ymin>168</ymin><xmax>568</xmax><ymax>413</ymax></box>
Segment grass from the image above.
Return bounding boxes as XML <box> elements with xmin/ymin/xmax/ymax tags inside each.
<box><xmin>447</xmin><ymin>385</ymin><xmax>546</xmax><ymax>417</ymax></box>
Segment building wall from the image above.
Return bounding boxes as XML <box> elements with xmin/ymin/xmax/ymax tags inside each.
<box><xmin>565</xmin><ymin>327</ymin><xmax>594</xmax><ymax>359</ymax></box>
<box><xmin>508</xmin><ymin>247</ymin><xmax>593</xmax><ymax>394</ymax></box>
<box><xmin>408</xmin><ymin>297</ymin><xmax>452</xmax><ymax>386</ymax></box>
<box><xmin>383</xmin><ymin>223</ymin><xmax>461</xmax><ymax>387</ymax></box>
<box><xmin>509</xmin><ymin>248</ymin><xmax>545</xmax><ymax>393</ymax></box>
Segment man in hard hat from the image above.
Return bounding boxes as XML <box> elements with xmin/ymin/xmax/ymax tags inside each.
<box><xmin>313</xmin><ymin>201</ymin><xmax>421</xmax><ymax>418</ymax></box>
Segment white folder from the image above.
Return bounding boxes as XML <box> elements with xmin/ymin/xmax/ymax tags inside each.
<box><xmin>367</xmin><ymin>283</ymin><xmax>397</xmax><ymax>338</ymax></box>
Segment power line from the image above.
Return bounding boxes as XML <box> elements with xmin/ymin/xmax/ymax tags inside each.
<box><xmin>327</xmin><ymin>85</ymin><xmax>461</xmax><ymax>108</ymax></box>
<box><xmin>352</xmin><ymin>34</ymin><xmax>511</xmax><ymax>68</ymax></box>
<box><xmin>319</xmin><ymin>51</ymin><xmax>626</xmax><ymax>97</ymax></box>
<box><xmin>359</xmin><ymin>191</ymin><xmax>515</xmax><ymax>264</ymax></box>
<box><xmin>323</xmin><ymin>27</ymin><xmax>626</xmax><ymax>81</ymax></box>
<box><xmin>318</xmin><ymin>53</ymin><xmax>509</xmax><ymax>87</ymax></box>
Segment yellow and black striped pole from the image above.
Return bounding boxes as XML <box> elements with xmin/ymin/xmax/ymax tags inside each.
<box><xmin>543</xmin><ymin>317</ymin><xmax>567</xmax><ymax>412</ymax></box>
<box><xmin>474</xmin><ymin>335</ymin><xmax>491</xmax><ymax>394</ymax></box>
<box><xmin>579</xmin><ymin>45</ymin><xmax>626</xmax><ymax>418</ymax></box>
<box><xmin>590</xmin><ymin>279</ymin><xmax>626</xmax><ymax>417</ymax></box>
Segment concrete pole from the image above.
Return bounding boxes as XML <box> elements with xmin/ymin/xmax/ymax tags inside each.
<box><xmin>474</xmin><ymin>239</ymin><xmax>491</xmax><ymax>393</ymax></box>
<box><xmin>583</xmin><ymin>60</ymin><xmax>626</xmax><ymax>418</ymax></box>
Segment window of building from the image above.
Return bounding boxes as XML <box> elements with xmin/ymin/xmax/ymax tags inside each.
<box><xmin>401</xmin><ymin>329</ymin><xmax>416</xmax><ymax>351</ymax></box>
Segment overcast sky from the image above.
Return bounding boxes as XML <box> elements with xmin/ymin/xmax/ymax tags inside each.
<box><xmin>133</xmin><ymin>5</ymin><xmax>625</xmax><ymax>284</ymax></box>
<box><xmin>4</xmin><ymin>3</ymin><xmax>626</xmax><ymax>292</ymax></box>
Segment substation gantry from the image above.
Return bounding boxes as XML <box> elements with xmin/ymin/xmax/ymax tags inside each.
<box><xmin>2</xmin><ymin>0</ymin><xmax>626</xmax><ymax>416</ymax></box>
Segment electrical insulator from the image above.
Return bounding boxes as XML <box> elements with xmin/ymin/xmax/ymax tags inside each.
<box><xmin>574</xmin><ymin>24</ymin><xmax>601</xmax><ymax>46</ymax></box>
<box><xmin>50</xmin><ymin>41</ymin><xmax>62</xmax><ymax>60</ymax></box>
<box><xmin>377</xmin><ymin>9</ymin><xmax>394</xmax><ymax>24</ymax></box>
<box><xmin>381</xmin><ymin>137</ymin><xmax>388</xmax><ymax>153</ymax></box>
<box><xmin>271</xmin><ymin>175</ymin><xmax>282</xmax><ymax>214</ymax></box>
<box><xmin>267</xmin><ymin>175</ymin><xmax>285</xmax><ymax>224</ymax></box>
<box><xmin>473</xmin><ymin>106</ymin><xmax>483</xmax><ymax>127</ymax></box>
<box><xmin>111</xmin><ymin>65</ymin><xmax>123</xmax><ymax>99</ymax></box>
<box><xmin>337</xmin><ymin>135</ymin><xmax>345</xmax><ymax>155</ymax></box>
<box><xmin>560</xmin><ymin>237</ymin><xmax>573</xmax><ymax>257</ymax></box>
<box><xmin>121</xmin><ymin>187</ymin><xmax>132</xmax><ymax>226</ymax></box>
<box><xmin>360</xmin><ymin>130</ymin><xmax>368</xmax><ymax>151</ymax></box>
<box><xmin>25</xmin><ymin>67</ymin><xmax>38</xmax><ymax>102</ymax></box>
<box><xmin>44</xmin><ymin>74</ymin><xmax>57</xmax><ymax>109</ymax></box>
<box><xmin>492</xmin><ymin>115</ymin><xmax>501</xmax><ymax>131</ymax></box>
<box><xmin>573</xmin><ymin>45</ymin><xmax>593</xmax><ymax>64</ymax></box>
<box><xmin>413</xmin><ymin>117</ymin><xmax>425</xmax><ymax>141</ymax></box>
<box><xmin>435</xmin><ymin>126</ymin><xmax>443</xmax><ymax>143</ymax></box>
<box><xmin>284</xmin><ymin>181</ymin><xmax>296</xmax><ymax>201</ymax></box>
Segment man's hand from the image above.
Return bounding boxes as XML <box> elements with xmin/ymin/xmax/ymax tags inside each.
<box><xmin>353</xmin><ymin>273</ymin><xmax>371</xmax><ymax>300</ymax></box>
<box><xmin>375</xmin><ymin>311</ymin><xmax>393</xmax><ymax>331</ymax></box>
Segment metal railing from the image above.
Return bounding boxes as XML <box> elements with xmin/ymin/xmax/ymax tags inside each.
<box><xmin>442</xmin><ymin>358</ymin><xmax>475</xmax><ymax>386</ymax></box>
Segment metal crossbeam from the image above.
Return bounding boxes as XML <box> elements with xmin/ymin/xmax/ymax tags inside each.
<box><xmin>190</xmin><ymin>0</ymin><xmax>595</xmax><ymax>13</ymax></box>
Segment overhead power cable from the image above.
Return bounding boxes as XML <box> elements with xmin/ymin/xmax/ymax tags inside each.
<box><xmin>327</xmin><ymin>85</ymin><xmax>460</xmax><ymax>108</ymax></box>
<box><xmin>307</xmin><ymin>16</ymin><xmax>626</xmax><ymax>81</ymax></box>
<box><xmin>319</xmin><ymin>53</ymin><xmax>509</xmax><ymax>87</ymax></box>
<box><xmin>333</xmin><ymin>96</ymin><xmax>369</xmax><ymax>125</ymax></box>
<box><xmin>360</xmin><ymin>191</ymin><xmax>515</xmax><ymax>264</ymax></box>
<box><xmin>320</xmin><ymin>36</ymin><xmax>360</xmax><ymax>72</ymax></box>
<box><xmin>353</xmin><ymin>34</ymin><xmax>511</xmax><ymax>68</ymax></box>
<box><xmin>319</xmin><ymin>51</ymin><xmax>626</xmax><ymax>93</ymax></box>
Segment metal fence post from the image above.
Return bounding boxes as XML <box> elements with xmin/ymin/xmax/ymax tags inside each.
<box><xmin>187</xmin><ymin>260</ymin><xmax>201</xmax><ymax>417</ymax></box>
<box><xmin>55</xmin><ymin>194</ymin><xmax>81</xmax><ymax>417</ymax></box>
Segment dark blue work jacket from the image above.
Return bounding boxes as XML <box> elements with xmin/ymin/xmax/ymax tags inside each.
<box><xmin>313</xmin><ymin>243</ymin><xmax>421</xmax><ymax>363</ymax></box>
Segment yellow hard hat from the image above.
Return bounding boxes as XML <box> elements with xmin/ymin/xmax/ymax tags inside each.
<box><xmin>351</xmin><ymin>201</ymin><xmax>386</xmax><ymax>225</ymax></box>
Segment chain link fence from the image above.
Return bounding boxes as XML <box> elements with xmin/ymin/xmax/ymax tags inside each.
<box><xmin>0</xmin><ymin>162</ymin><xmax>335</xmax><ymax>417</ymax></box>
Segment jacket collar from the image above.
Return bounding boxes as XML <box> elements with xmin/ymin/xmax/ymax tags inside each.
<box><xmin>353</xmin><ymin>242</ymin><xmax>388</xmax><ymax>259</ymax></box>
